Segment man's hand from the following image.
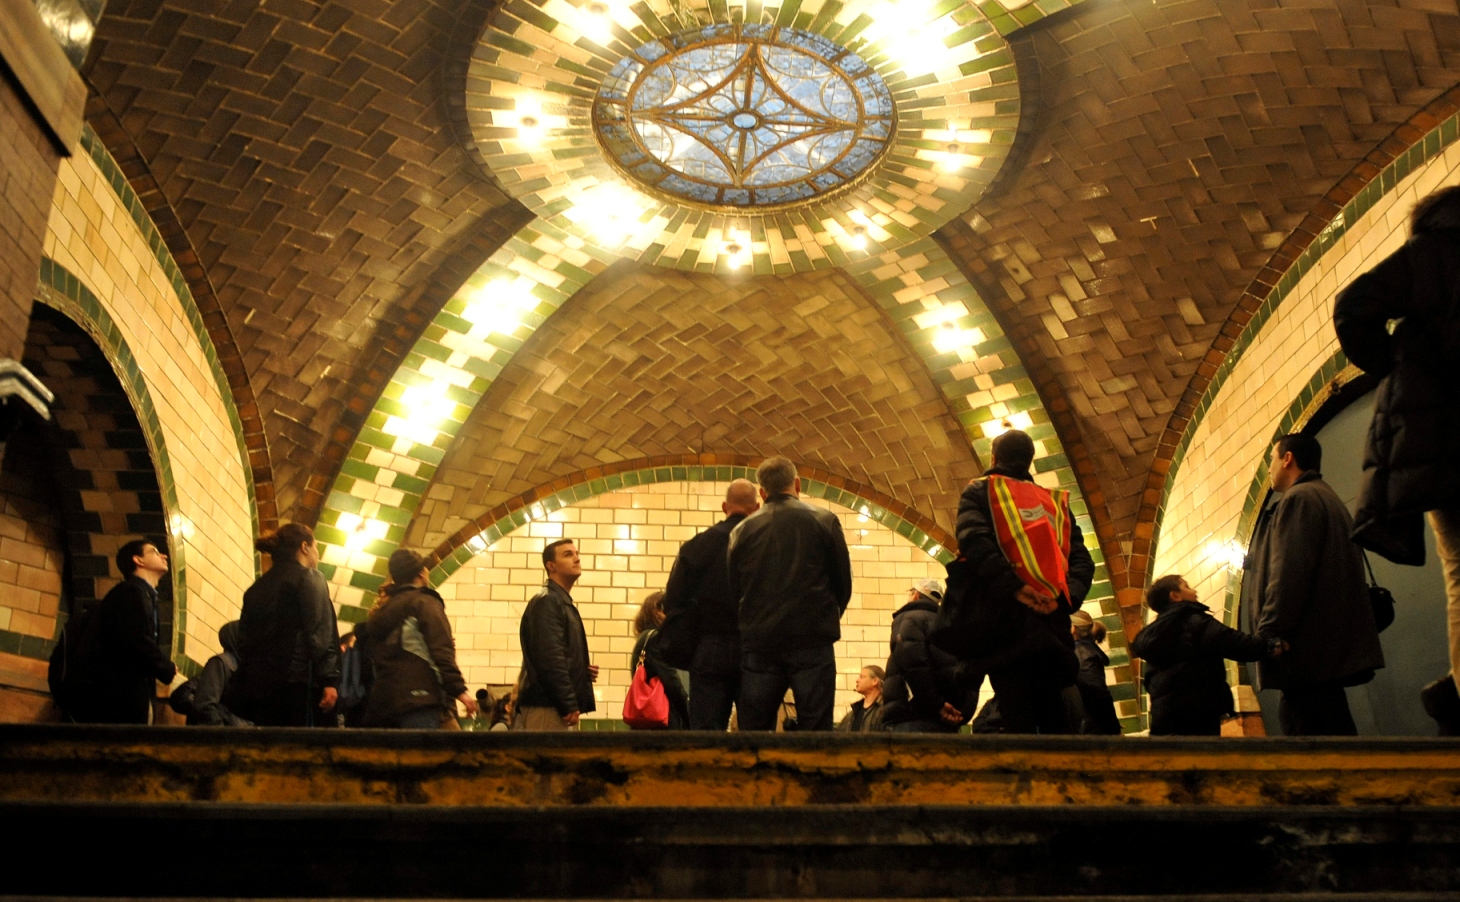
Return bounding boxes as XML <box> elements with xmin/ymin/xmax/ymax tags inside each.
<box><xmin>458</xmin><ymin>692</ymin><xmax>479</xmax><ymax>716</ymax></box>
<box><xmin>1016</xmin><ymin>585</ymin><xmax>1058</xmax><ymax>614</ymax></box>
<box><xmin>587</xmin><ymin>664</ymin><xmax>600</xmax><ymax>683</ymax></box>
<box><xmin>939</xmin><ymin>702</ymin><xmax>964</xmax><ymax>725</ymax></box>
<box><xmin>319</xmin><ymin>686</ymin><xmax>338</xmax><ymax>712</ymax></box>
<box><xmin>563</xmin><ymin>710</ymin><xmax>581</xmax><ymax>727</ymax></box>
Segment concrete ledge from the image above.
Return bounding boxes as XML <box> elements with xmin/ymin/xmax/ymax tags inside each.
<box><xmin>3</xmin><ymin>724</ymin><xmax>1460</xmax><ymax>808</ymax></box>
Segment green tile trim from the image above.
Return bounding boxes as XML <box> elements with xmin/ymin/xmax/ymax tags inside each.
<box><xmin>75</xmin><ymin>125</ymin><xmax>260</xmax><ymax>564</ymax></box>
<box><xmin>1152</xmin><ymin>109</ymin><xmax>1460</xmax><ymax>573</ymax></box>
<box><xmin>34</xmin><ymin>259</ymin><xmax>203</xmax><ymax>676</ymax></box>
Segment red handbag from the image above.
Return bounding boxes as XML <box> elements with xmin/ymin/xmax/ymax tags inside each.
<box><xmin>622</xmin><ymin>632</ymin><xmax>670</xmax><ymax>729</ymax></box>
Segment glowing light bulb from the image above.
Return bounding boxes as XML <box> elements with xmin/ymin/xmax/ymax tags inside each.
<box><xmin>849</xmin><ymin>225</ymin><xmax>868</xmax><ymax>251</ymax></box>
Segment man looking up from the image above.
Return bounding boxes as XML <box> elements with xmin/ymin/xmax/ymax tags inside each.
<box><xmin>515</xmin><ymin>539</ymin><xmax>598</xmax><ymax>731</ymax></box>
<box><xmin>74</xmin><ymin>540</ymin><xmax>177</xmax><ymax>723</ymax></box>
<box><xmin>953</xmin><ymin>429</ymin><xmax>1095</xmax><ymax>733</ymax></box>
<box><xmin>728</xmin><ymin>456</ymin><xmax>853</xmax><ymax>731</ymax></box>
<box><xmin>660</xmin><ymin>478</ymin><xmax>761</xmax><ymax>730</ymax></box>
<box><xmin>1243</xmin><ymin>433</ymin><xmax>1384</xmax><ymax>735</ymax></box>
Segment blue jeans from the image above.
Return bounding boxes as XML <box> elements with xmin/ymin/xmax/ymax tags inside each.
<box><xmin>739</xmin><ymin>644</ymin><xmax>837</xmax><ymax>731</ymax></box>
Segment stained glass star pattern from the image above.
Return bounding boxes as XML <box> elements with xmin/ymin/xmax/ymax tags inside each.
<box><xmin>594</xmin><ymin>25</ymin><xmax>894</xmax><ymax>209</ymax></box>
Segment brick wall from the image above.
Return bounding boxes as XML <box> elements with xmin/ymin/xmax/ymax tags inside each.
<box><xmin>435</xmin><ymin>480</ymin><xmax>1006</xmax><ymax>724</ymax></box>
<box><xmin>0</xmin><ymin>424</ymin><xmax>65</xmax><ymax>643</ymax></box>
<box><xmin>0</xmin><ymin>73</ymin><xmax>60</xmax><ymax>361</ymax></box>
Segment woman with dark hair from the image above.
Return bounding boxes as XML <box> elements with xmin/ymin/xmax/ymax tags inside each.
<box><xmin>1070</xmin><ymin>611</ymin><xmax>1121</xmax><ymax>735</ymax></box>
<box><xmin>627</xmin><ymin>591</ymin><xmax>689</xmax><ymax>729</ymax></box>
<box><xmin>224</xmin><ymin>523</ymin><xmax>341</xmax><ymax>726</ymax></box>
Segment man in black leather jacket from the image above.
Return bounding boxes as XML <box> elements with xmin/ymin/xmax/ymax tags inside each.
<box><xmin>660</xmin><ymin>478</ymin><xmax>760</xmax><ymax>730</ymax></box>
<box><xmin>728</xmin><ymin>456</ymin><xmax>852</xmax><ymax>730</ymax></box>
<box><xmin>515</xmin><ymin>539</ymin><xmax>598</xmax><ymax>730</ymax></box>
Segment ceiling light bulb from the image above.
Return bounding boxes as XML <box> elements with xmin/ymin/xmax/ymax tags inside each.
<box><xmin>850</xmin><ymin>225</ymin><xmax>868</xmax><ymax>251</ymax></box>
<box><xmin>726</xmin><ymin>243</ymin><xmax>742</xmax><ymax>255</ymax></box>
<box><xmin>520</xmin><ymin>116</ymin><xmax>538</xmax><ymax>128</ymax></box>
<box><xmin>946</xmin><ymin>142</ymin><xmax>960</xmax><ymax>154</ymax></box>
<box><xmin>587</xmin><ymin>1</ymin><xmax>609</xmax><ymax>13</ymax></box>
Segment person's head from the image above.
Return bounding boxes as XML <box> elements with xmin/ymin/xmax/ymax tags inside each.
<box><xmin>855</xmin><ymin>665</ymin><xmax>885</xmax><ymax>698</ymax></box>
<box><xmin>492</xmin><ymin>692</ymin><xmax>513</xmax><ymax>724</ymax></box>
<box><xmin>756</xmin><ymin>456</ymin><xmax>798</xmax><ymax>500</ymax></box>
<box><xmin>1070</xmin><ymin>609</ymin><xmax>1107</xmax><ymax>642</ymax></box>
<box><xmin>908</xmin><ymin>577</ymin><xmax>945</xmax><ymax>605</ymax></box>
<box><xmin>723</xmin><ymin>478</ymin><xmax>761</xmax><ymax>517</ymax></box>
<box><xmin>387</xmin><ymin>548</ymin><xmax>427</xmax><ymax>586</ymax></box>
<box><xmin>256</xmin><ymin>523</ymin><xmax>317</xmax><ymax>567</ymax></box>
<box><xmin>542</xmin><ymin>538</ymin><xmax>581</xmax><ymax>585</ymax></box>
<box><xmin>1270</xmin><ymin>433</ymin><xmax>1321</xmax><ymax>492</ymax></box>
<box><xmin>1412</xmin><ymin>185</ymin><xmax>1460</xmax><ymax>234</ymax></box>
<box><xmin>991</xmin><ymin>429</ymin><xmax>1036</xmax><ymax>474</ymax></box>
<box><xmin>634</xmin><ymin>590</ymin><xmax>666</xmax><ymax>634</ymax></box>
<box><xmin>117</xmin><ymin>539</ymin><xmax>168</xmax><ymax>580</ymax></box>
<box><xmin>1147</xmin><ymin>574</ymin><xmax>1198</xmax><ymax>613</ymax></box>
<box><xmin>218</xmin><ymin>620</ymin><xmax>242</xmax><ymax>655</ymax></box>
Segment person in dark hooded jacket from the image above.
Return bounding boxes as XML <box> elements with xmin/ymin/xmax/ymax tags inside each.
<box><xmin>188</xmin><ymin>621</ymin><xmax>250</xmax><ymax>726</ymax></box>
<box><xmin>1334</xmin><ymin>184</ymin><xmax>1460</xmax><ymax>722</ymax></box>
<box><xmin>1131</xmin><ymin>575</ymin><xmax>1282</xmax><ymax>736</ymax></box>
<box><xmin>880</xmin><ymin>579</ymin><xmax>977</xmax><ymax>732</ymax></box>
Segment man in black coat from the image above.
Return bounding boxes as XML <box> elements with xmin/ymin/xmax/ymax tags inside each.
<box><xmin>1242</xmin><ymin>433</ymin><xmax>1384</xmax><ymax>735</ymax></box>
<box><xmin>728</xmin><ymin>456</ymin><xmax>853</xmax><ymax>731</ymax></box>
<box><xmin>515</xmin><ymin>539</ymin><xmax>598</xmax><ymax>730</ymax></box>
<box><xmin>1334</xmin><ymin>185</ymin><xmax>1460</xmax><ymax>711</ymax></box>
<box><xmin>659</xmin><ymin>478</ymin><xmax>760</xmax><ymax>730</ymax></box>
<box><xmin>72</xmin><ymin>540</ymin><xmax>177</xmax><ymax>723</ymax></box>
<box><xmin>951</xmin><ymin>430</ymin><xmax>1095</xmax><ymax>734</ymax></box>
<box><xmin>880</xmin><ymin>578</ymin><xmax>976</xmax><ymax>733</ymax></box>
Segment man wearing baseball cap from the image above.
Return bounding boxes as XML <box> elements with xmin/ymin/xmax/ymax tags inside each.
<box><xmin>880</xmin><ymin>577</ymin><xmax>978</xmax><ymax>732</ymax></box>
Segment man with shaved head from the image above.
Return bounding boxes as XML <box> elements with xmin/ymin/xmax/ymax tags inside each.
<box><xmin>660</xmin><ymin>478</ymin><xmax>761</xmax><ymax>730</ymax></box>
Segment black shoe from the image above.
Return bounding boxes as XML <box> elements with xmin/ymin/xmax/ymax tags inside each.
<box><xmin>1420</xmin><ymin>674</ymin><xmax>1460</xmax><ymax>736</ymax></box>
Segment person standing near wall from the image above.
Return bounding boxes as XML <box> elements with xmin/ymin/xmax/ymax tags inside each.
<box><xmin>1333</xmin><ymin>185</ymin><xmax>1460</xmax><ymax>729</ymax></box>
<box><xmin>728</xmin><ymin>456</ymin><xmax>853</xmax><ymax>731</ymax></box>
<box><xmin>225</xmin><ymin>524</ymin><xmax>341</xmax><ymax>727</ymax></box>
<box><xmin>1069</xmin><ymin>610</ymin><xmax>1122</xmax><ymax>735</ymax></box>
<box><xmin>71</xmin><ymin>540</ymin><xmax>177</xmax><ymax>723</ymax></box>
<box><xmin>659</xmin><ymin>478</ymin><xmax>760</xmax><ymax>730</ymax></box>
<box><xmin>514</xmin><ymin>539</ymin><xmax>598</xmax><ymax>731</ymax></box>
<box><xmin>627</xmin><ymin>591</ymin><xmax>689</xmax><ymax>729</ymax></box>
<box><xmin>359</xmin><ymin>549</ymin><xmax>477</xmax><ymax>729</ymax></box>
<box><xmin>880</xmin><ymin>578</ymin><xmax>974</xmax><ymax>733</ymax></box>
<box><xmin>186</xmin><ymin>621</ymin><xmax>250</xmax><ymax>726</ymax></box>
<box><xmin>1243</xmin><ymin>434</ymin><xmax>1384</xmax><ymax>735</ymax></box>
<box><xmin>835</xmin><ymin>665</ymin><xmax>885</xmax><ymax>732</ymax></box>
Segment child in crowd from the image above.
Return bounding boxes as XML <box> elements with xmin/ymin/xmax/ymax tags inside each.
<box><xmin>1130</xmin><ymin>574</ymin><xmax>1284</xmax><ymax>736</ymax></box>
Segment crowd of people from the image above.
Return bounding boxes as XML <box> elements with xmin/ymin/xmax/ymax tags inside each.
<box><xmin>44</xmin><ymin>186</ymin><xmax>1460</xmax><ymax>738</ymax></box>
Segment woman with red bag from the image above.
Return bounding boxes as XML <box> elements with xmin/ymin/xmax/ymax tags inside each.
<box><xmin>625</xmin><ymin>591</ymin><xmax>690</xmax><ymax>729</ymax></box>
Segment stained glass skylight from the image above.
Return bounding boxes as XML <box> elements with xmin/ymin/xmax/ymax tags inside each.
<box><xmin>594</xmin><ymin>24</ymin><xmax>895</xmax><ymax>209</ymax></box>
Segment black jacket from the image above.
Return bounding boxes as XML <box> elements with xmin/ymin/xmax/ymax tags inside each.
<box><xmin>74</xmin><ymin>575</ymin><xmax>176</xmax><ymax>723</ymax></box>
<box><xmin>1334</xmin><ymin>228</ymin><xmax>1460</xmax><ymax>565</ymax></box>
<box><xmin>630</xmin><ymin>629</ymin><xmax>689</xmax><ymax>729</ymax></box>
<box><xmin>1073</xmin><ymin>637</ymin><xmax>1121</xmax><ymax>735</ymax></box>
<box><xmin>658</xmin><ymin>513</ymin><xmax>747</xmax><ymax>669</ymax></box>
<box><xmin>835</xmin><ymin>696</ymin><xmax>885</xmax><ymax>732</ymax></box>
<box><xmin>938</xmin><ymin>465</ymin><xmax>1095</xmax><ymax>679</ymax></box>
<box><xmin>230</xmin><ymin>560</ymin><xmax>341</xmax><ymax>700</ymax></box>
<box><xmin>880</xmin><ymin>597</ymin><xmax>976</xmax><ymax>726</ymax></box>
<box><xmin>189</xmin><ymin>621</ymin><xmax>249</xmax><ymax>726</ymax></box>
<box><xmin>1130</xmin><ymin>601</ymin><xmax>1268</xmax><ymax>729</ymax></box>
<box><xmin>518</xmin><ymin>580</ymin><xmax>595</xmax><ymax>716</ymax></box>
<box><xmin>728</xmin><ymin>494</ymin><xmax>852</xmax><ymax>652</ymax></box>
<box><xmin>359</xmin><ymin>584</ymin><xmax>468</xmax><ymax>724</ymax></box>
<box><xmin>1241</xmin><ymin>473</ymin><xmax>1385</xmax><ymax>690</ymax></box>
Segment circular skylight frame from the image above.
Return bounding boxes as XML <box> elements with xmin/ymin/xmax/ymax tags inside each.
<box><xmin>593</xmin><ymin>24</ymin><xmax>896</xmax><ymax>211</ymax></box>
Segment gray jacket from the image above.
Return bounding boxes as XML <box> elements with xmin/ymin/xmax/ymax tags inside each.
<box><xmin>1242</xmin><ymin>472</ymin><xmax>1384</xmax><ymax>690</ymax></box>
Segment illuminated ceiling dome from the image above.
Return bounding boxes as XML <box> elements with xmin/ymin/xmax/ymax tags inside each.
<box><xmin>594</xmin><ymin>25</ymin><xmax>895</xmax><ymax>209</ymax></box>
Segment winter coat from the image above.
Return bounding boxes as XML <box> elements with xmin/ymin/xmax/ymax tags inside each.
<box><xmin>73</xmin><ymin>576</ymin><xmax>176</xmax><ymax>723</ymax></box>
<box><xmin>1334</xmin><ymin>228</ymin><xmax>1460</xmax><ymax>565</ymax></box>
<box><xmin>728</xmin><ymin>494</ymin><xmax>852</xmax><ymax>652</ymax></box>
<box><xmin>880</xmin><ymin>597</ymin><xmax>977</xmax><ymax>726</ymax></box>
<box><xmin>1073</xmin><ymin>637</ymin><xmax>1121</xmax><ymax>735</ymax></box>
<box><xmin>229</xmin><ymin>559</ymin><xmax>340</xmax><ymax>703</ymax></box>
<box><xmin>657</xmin><ymin>513</ymin><xmax>747</xmax><ymax>669</ymax></box>
<box><xmin>189</xmin><ymin>621</ymin><xmax>250</xmax><ymax>726</ymax></box>
<box><xmin>937</xmin><ymin>465</ymin><xmax>1095</xmax><ymax>682</ymax></box>
<box><xmin>1241</xmin><ymin>472</ymin><xmax>1385</xmax><ymax>690</ymax></box>
<box><xmin>518</xmin><ymin>580</ymin><xmax>595</xmax><ymax>716</ymax></box>
<box><xmin>629</xmin><ymin>629</ymin><xmax>689</xmax><ymax>729</ymax></box>
<box><xmin>359</xmin><ymin>584</ymin><xmax>468</xmax><ymax>724</ymax></box>
<box><xmin>835</xmin><ymin>696</ymin><xmax>885</xmax><ymax>732</ymax></box>
<box><xmin>1130</xmin><ymin>601</ymin><xmax>1268</xmax><ymax>730</ymax></box>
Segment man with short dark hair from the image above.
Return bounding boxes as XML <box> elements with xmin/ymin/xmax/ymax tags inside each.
<box><xmin>728</xmin><ymin>456</ymin><xmax>853</xmax><ymax>731</ymax></box>
<box><xmin>515</xmin><ymin>539</ymin><xmax>598</xmax><ymax>730</ymax></box>
<box><xmin>948</xmin><ymin>429</ymin><xmax>1095</xmax><ymax>734</ymax></box>
<box><xmin>72</xmin><ymin>540</ymin><xmax>177</xmax><ymax>723</ymax></box>
<box><xmin>660</xmin><ymin>478</ymin><xmax>761</xmax><ymax>730</ymax></box>
<box><xmin>1242</xmin><ymin>433</ymin><xmax>1384</xmax><ymax>735</ymax></box>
